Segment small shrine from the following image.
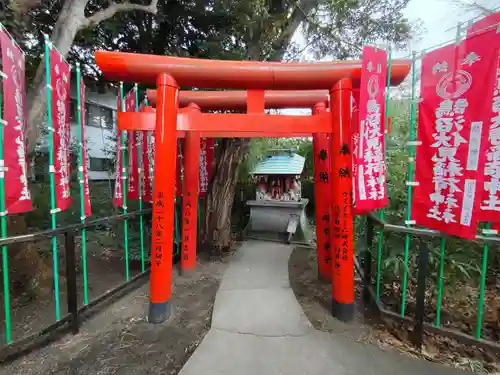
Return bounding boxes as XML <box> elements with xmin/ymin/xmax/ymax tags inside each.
<box><xmin>245</xmin><ymin>149</ymin><xmax>311</xmax><ymax>244</ymax></box>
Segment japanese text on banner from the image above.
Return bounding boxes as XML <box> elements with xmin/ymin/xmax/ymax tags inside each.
<box><xmin>199</xmin><ymin>138</ymin><xmax>215</xmax><ymax>197</ymax></box>
<box><xmin>0</xmin><ymin>27</ymin><xmax>32</xmax><ymax>214</ymax></box>
<box><xmin>124</xmin><ymin>90</ymin><xmax>139</xmax><ymax>200</ymax></box>
<box><xmin>354</xmin><ymin>46</ymin><xmax>388</xmax><ymax>213</ymax></box>
<box><xmin>141</xmin><ymin>131</ymin><xmax>153</xmax><ymax>203</ymax></box>
<box><xmin>412</xmin><ymin>35</ymin><xmax>496</xmax><ymax>239</ymax></box>
<box><xmin>113</xmin><ymin>93</ymin><xmax>124</xmax><ymax>207</ymax></box>
<box><xmin>468</xmin><ymin>16</ymin><xmax>500</xmax><ymax>222</ymax></box>
<box><xmin>49</xmin><ymin>47</ymin><xmax>71</xmax><ymax>211</ymax></box>
<box><xmin>79</xmin><ymin>77</ymin><xmax>92</xmax><ymax>217</ymax></box>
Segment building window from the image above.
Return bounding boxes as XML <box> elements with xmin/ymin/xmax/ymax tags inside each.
<box><xmin>89</xmin><ymin>157</ymin><xmax>108</xmax><ymax>172</ymax></box>
<box><xmin>86</xmin><ymin>103</ymin><xmax>114</xmax><ymax>129</ymax></box>
<box><xmin>70</xmin><ymin>99</ymin><xmax>78</xmax><ymax>121</ymax></box>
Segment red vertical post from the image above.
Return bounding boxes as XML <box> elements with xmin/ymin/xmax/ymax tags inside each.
<box><xmin>148</xmin><ymin>73</ymin><xmax>179</xmax><ymax>323</ymax></box>
<box><xmin>330</xmin><ymin>78</ymin><xmax>355</xmax><ymax>322</ymax></box>
<box><xmin>312</xmin><ymin>103</ymin><xmax>332</xmax><ymax>280</ymax></box>
<box><xmin>181</xmin><ymin>103</ymin><xmax>201</xmax><ymax>275</ymax></box>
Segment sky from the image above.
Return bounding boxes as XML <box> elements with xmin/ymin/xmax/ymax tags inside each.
<box><xmin>401</xmin><ymin>0</ymin><xmax>499</xmax><ymax>56</ymax></box>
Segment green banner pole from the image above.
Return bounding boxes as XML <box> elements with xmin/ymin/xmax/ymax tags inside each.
<box><xmin>375</xmin><ymin>46</ymin><xmax>392</xmax><ymax>302</ymax></box>
<box><xmin>44</xmin><ymin>35</ymin><xmax>61</xmax><ymax>321</ymax></box>
<box><xmin>75</xmin><ymin>63</ymin><xmax>89</xmax><ymax>305</ymax></box>
<box><xmin>400</xmin><ymin>52</ymin><xmax>418</xmax><ymax>317</ymax></box>
<box><xmin>0</xmin><ymin>37</ymin><xmax>11</xmax><ymax>343</ymax></box>
<box><xmin>134</xmin><ymin>84</ymin><xmax>145</xmax><ymax>272</ymax></box>
<box><xmin>476</xmin><ymin>224</ymin><xmax>491</xmax><ymax>339</ymax></box>
<box><xmin>435</xmin><ymin>23</ymin><xmax>464</xmax><ymax>326</ymax></box>
<box><xmin>119</xmin><ymin>83</ymin><xmax>130</xmax><ymax>281</ymax></box>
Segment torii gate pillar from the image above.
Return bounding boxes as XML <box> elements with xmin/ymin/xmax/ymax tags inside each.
<box><xmin>330</xmin><ymin>78</ymin><xmax>355</xmax><ymax>322</ymax></box>
<box><xmin>148</xmin><ymin>73</ymin><xmax>179</xmax><ymax>323</ymax></box>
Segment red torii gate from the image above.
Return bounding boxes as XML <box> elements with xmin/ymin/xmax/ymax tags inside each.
<box><xmin>95</xmin><ymin>51</ymin><xmax>410</xmax><ymax>324</ymax></box>
<box><xmin>146</xmin><ymin>89</ymin><xmax>333</xmax><ymax>278</ymax></box>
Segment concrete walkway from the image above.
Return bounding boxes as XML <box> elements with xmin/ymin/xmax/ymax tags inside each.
<box><xmin>179</xmin><ymin>241</ymin><xmax>463</xmax><ymax>375</ymax></box>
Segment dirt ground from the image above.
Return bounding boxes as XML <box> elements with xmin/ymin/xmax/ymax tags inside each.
<box><xmin>0</xmin><ymin>253</ymin><xmax>228</xmax><ymax>375</ymax></box>
<box><xmin>288</xmin><ymin>246</ymin><xmax>500</xmax><ymax>374</ymax></box>
<box><xmin>1</xmin><ymin>231</ymin><xmax>144</xmax><ymax>343</ymax></box>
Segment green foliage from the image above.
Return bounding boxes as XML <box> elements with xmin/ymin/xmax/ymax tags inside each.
<box><xmin>375</xmin><ymin>100</ymin><xmax>491</xmax><ymax>295</ymax></box>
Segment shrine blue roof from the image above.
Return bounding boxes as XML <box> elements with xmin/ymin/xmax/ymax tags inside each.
<box><xmin>252</xmin><ymin>154</ymin><xmax>305</xmax><ymax>175</ymax></box>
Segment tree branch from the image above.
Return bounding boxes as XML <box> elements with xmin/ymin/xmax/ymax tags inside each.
<box><xmin>267</xmin><ymin>0</ymin><xmax>319</xmax><ymax>61</ymax></box>
<box><xmin>81</xmin><ymin>0</ymin><xmax>159</xmax><ymax>30</ymax></box>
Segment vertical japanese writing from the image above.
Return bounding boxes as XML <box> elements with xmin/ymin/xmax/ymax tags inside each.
<box><xmin>319</xmin><ymin>146</ymin><xmax>330</xmax><ymax>266</ymax></box>
<box><xmin>341</xmin><ymin>192</ymin><xmax>350</xmax><ymax>263</ymax></box>
<box><xmin>0</xmin><ymin>28</ymin><xmax>33</xmax><ymax>214</ymax></box>
<box><xmin>427</xmin><ymin>97</ymin><xmax>468</xmax><ymax>224</ymax></box>
<box><xmin>79</xmin><ymin>77</ymin><xmax>91</xmax><ymax>217</ymax></box>
<box><xmin>49</xmin><ymin>48</ymin><xmax>71</xmax><ymax>211</ymax></box>
<box><xmin>482</xmin><ymin>55</ymin><xmax>500</xmax><ymax>213</ymax></box>
<box><xmin>322</xmin><ymin>213</ymin><xmax>331</xmax><ymax>265</ymax></box>
<box><xmin>199</xmin><ymin>139</ymin><xmax>208</xmax><ymax>193</ymax></box>
<box><xmin>363</xmin><ymin>90</ymin><xmax>384</xmax><ymax>200</ymax></box>
<box><xmin>355</xmin><ymin>47</ymin><xmax>388</xmax><ymax>213</ymax></box>
<box><xmin>413</xmin><ymin>35</ymin><xmax>495</xmax><ymax>239</ymax></box>
<box><xmin>55</xmin><ymin>65</ymin><xmax>70</xmax><ymax>199</ymax></box>
<box><xmin>11</xmin><ymin>48</ymin><xmax>30</xmax><ymax>202</ymax></box>
<box><xmin>332</xmin><ymin>204</ymin><xmax>341</xmax><ymax>275</ymax></box>
<box><xmin>183</xmin><ymin>192</ymin><xmax>193</xmax><ymax>262</ymax></box>
<box><xmin>154</xmin><ymin>191</ymin><xmax>165</xmax><ymax>266</ymax></box>
<box><xmin>113</xmin><ymin>93</ymin><xmax>124</xmax><ymax>207</ymax></box>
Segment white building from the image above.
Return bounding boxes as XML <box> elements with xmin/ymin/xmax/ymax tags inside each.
<box><xmin>36</xmin><ymin>87</ymin><xmax>117</xmax><ymax>181</ymax></box>
<box><xmin>70</xmin><ymin>88</ymin><xmax>117</xmax><ymax>181</ymax></box>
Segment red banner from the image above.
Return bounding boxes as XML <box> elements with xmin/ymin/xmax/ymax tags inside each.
<box><xmin>476</xmin><ymin>28</ymin><xmax>500</xmax><ymax>222</ymax></box>
<box><xmin>467</xmin><ymin>12</ymin><xmax>500</xmax><ymax>38</ymax></box>
<box><xmin>49</xmin><ymin>47</ymin><xmax>71</xmax><ymax>212</ymax></box>
<box><xmin>79</xmin><ymin>77</ymin><xmax>92</xmax><ymax>218</ymax></box>
<box><xmin>199</xmin><ymin>138</ymin><xmax>215</xmax><ymax>197</ymax></box>
<box><xmin>113</xmin><ymin>93</ymin><xmax>124</xmax><ymax>207</ymax></box>
<box><xmin>123</xmin><ymin>90</ymin><xmax>139</xmax><ymax>200</ymax></box>
<box><xmin>0</xmin><ymin>28</ymin><xmax>32</xmax><ymax>214</ymax></box>
<box><xmin>141</xmin><ymin>131</ymin><xmax>153</xmax><ymax>203</ymax></box>
<box><xmin>354</xmin><ymin>46</ymin><xmax>388</xmax><ymax>213</ymax></box>
<box><xmin>412</xmin><ymin>34</ymin><xmax>497</xmax><ymax>239</ymax></box>
<box><xmin>127</xmin><ymin>130</ymin><xmax>139</xmax><ymax>200</ymax></box>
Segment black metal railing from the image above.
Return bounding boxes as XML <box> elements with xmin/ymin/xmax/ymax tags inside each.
<box><xmin>0</xmin><ymin>209</ymin><xmax>153</xmax><ymax>362</ymax></box>
<box><xmin>360</xmin><ymin>215</ymin><xmax>500</xmax><ymax>354</ymax></box>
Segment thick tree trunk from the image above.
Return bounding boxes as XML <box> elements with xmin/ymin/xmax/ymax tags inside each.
<box><xmin>202</xmin><ymin>139</ymin><xmax>249</xmax><ymax>254</ymax></box>
<box><xmin>26</xmin><ymin>0</ymin><xmax>87</xmax><ymax>153</ymax></box>
<box><xmin>15</xmin><ymin>0</ymin><xmax>157</xmax><ymax>296</ymax></box>
<box><xmin>200</xmin><ymin>2</ymin><xmax>311</xmax><ymax>252</ymax></box>
<box><xmin>5</xmin><ymin>215</ymin><xmax>54</xmax><ymax>298</ymax></box>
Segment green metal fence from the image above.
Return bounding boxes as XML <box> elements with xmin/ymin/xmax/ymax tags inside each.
<box><xmin>360</xmin><ymin>27</ymin><xmax>500</xmax><ymax>351</ymax></box>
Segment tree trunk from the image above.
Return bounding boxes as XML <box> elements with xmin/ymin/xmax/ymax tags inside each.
<box><xmin>200</xmin><ymin>2</ymin><xmax>311</xmax><ymax>252</ymax></box>
<box><xmin>26</xmin><ymin>0</ymin><xmax>87</xmax><ymax>153</ymax></box>
<box><xmin>202</xmin><ymin>139</ymin><xmax>249</xmax><ymax>254</ymax></box>
<box><xmin>5</xmin><ymin>215</ymin><xmax>54</xmax><ymax>299</ymax></box>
